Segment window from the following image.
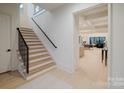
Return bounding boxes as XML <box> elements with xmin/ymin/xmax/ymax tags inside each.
<box><xmin>35</xmin><ymin>5</ymin><xmax>40</xmax><ymax>13</ymax></box>
<box><xmin>34</xmin><ymin>5</ymin><xmax>42</xmax><ymax>14</ymax></box>
<box><xmin>19</xmin><ymin>3</ymin><xmax>24</xmax><ymax>14</ymax></box>
<box><xmin>33</xmin><ymin>4</ymin><xmax>46</xmax><ymax>15</ymax></box>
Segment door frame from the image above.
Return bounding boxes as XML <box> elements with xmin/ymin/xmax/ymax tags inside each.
<box><xmin>73</xmin><ymin>3</ymin><xmax>112</xmax><ymax>87</ymax></box>
<box><xmin>0</xmin><ymin>11</ymin><xmax>12</xmax><ymax>72</ymax></box>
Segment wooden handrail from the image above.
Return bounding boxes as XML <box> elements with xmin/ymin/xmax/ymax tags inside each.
<box><xmin>32</xmin><ymin>18</ymin><xmax>57</xmax><ymax>48</ymax></box>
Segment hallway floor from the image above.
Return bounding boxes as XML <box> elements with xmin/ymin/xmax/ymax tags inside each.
<box><xmin>79</xmin><ymin>48</ymin><xmax>107</xmax><ymax>84</ymax></box>
<box><xmin>0</xmin><ymin>48</ymin><xmax>107</xmax><ymax>89</ymax></box>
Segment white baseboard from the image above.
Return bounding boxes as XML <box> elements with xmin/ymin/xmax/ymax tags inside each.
<box><xmin>56</xmin><ymin>64</ymin><xmax>74</xmax><ymax>74</ymax></box>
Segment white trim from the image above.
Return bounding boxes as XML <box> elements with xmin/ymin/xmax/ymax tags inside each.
<box><xmin>73</xmin><ymin>4</ymin><xmax>111</xmax><ymax>88</ymax></box>
<box><xmin>107</xmin><ymin>3</ymin><xmax>112</xmax><ymax>88</ymax></box>
<box><xmin>56</xmin><ymin>64</ymin><xmax>74</xmax><ymax>74</ymax></box>
<box><xmin>0</xmin><ymin>12</ymin><xmax>12</xmax><ymax>72</ymax></box>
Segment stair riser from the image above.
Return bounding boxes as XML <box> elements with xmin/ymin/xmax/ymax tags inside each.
<box><xmin>22</xmin><ymin>34</ymin><xmax>36</xmax><ymax>36</ymax></box>
<box><xmin>26</xmin><ymin>41</ymin><xmax>41</xmax><ymax>43</ymax></box>
<box><xmin>29</xmin><ymin>62</ymin><xmax>55</xmax><ymax>76</ymax></box>
<box><xmin>29</xmin><ymin>49</ymin><xmax>46</xmax><ymax>53</ymax></box>
<box><xmin>26</xmin><ymin>66</ymin><xmax>56</xmax><ymax>80</ymax></box>
<box><xmin>21</xmin><ymin>33</ymin><xmax>35</xmax><ymax>36</ymax></box>
<box><xmin>29</xmin><ymin>56</ymin><xmax>51</xmax><ymax>63</ymax></box>
<box><xmin>21</xmin><ymin>31</ymin><xmax>35</xmax><ymax>34</ymax></box>
<box><xmin>29</xmin><ymin>46</ymin><xmax>44</xmax><ymax>49</ymax></box>
<box><xmin>29</xmin><ymin>48</ymin><xmax>45</xmax><ymax>50</ymax></box>
<box><xmin>29</xmin><ymin>50</ymin><xmax>48</xmax><ymax>55</ymax></box>
<box><xmin>29</xmin><ymin>52</ymin><xmax>49</xmax><ymax>57</ymax></box>
<box><xmin>27</xmin><ymin>42</ymin><xmax>42</xmax><ymax>44</ymax></box>
<box><xmin>20</xmin><ymin>27</ymin><xmax>33</xmax><ymax>31</ymax></box>
<box><xmin>29</xmin><ymin>54</ymin><xmax>50</xmax><ymax>61</ymax></box>
<box><xmin>24</xmin><ymin>37</ymin><xmax>38</xmax><ymax>39</ymax></box>
<box><xmin>27</xmin><ymin>44</ymin><xmax>43</xmax><ymax>46</ymax></box>
<box><xmin>29</xmin><ymin>51</ymin><xmax>47</xmax><ymax>55</ymax></box>
<box><xmin>25</xmin><ymin>39</ymin><xmax>39</xmax><ymax>41</ymax></box>
<box><xmin>29</xmin><ymin>58</ymin><xmax>52</xmax><ymax>67</ymax></box>
<box><xmin>29</xmin><ymin>61</ymin><xmax>54</xmax><ymax>71</ymax></box>
<box><xmin>27</xmin><ymin>44</ymin><xmax>42</xmax><ymax>47</ymax></box>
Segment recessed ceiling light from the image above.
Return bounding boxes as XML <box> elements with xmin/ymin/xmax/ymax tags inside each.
<box><xmin>20</xmin><ymin>4</ymin><xmax>23</xmax><ymax>9</ymax></box>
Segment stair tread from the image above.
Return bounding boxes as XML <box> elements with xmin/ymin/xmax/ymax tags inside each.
<box><xmin>27</xmin><ymin>65</ymin><xmax>56</xmax><ymax>80</ymax></box>
<box><xmin>20</xmin><ymin>27</ymin><xmax>33</xmax><ymax>31</ymax></box>
<box><xmin>29</xmin><ymin>54</ymin><xmax>50</xmax><ymax>60</ymax></box>
<box><xmin>27</xmin><ymin>43</ymin><xmax>43</xmax><ymax>46</ymax></box>
<box><xmin>20</xmin><ymin>29</ymin><xmax>34</xmax><ymax>32</ymax></box>
<box><xmin>25</xmin><ymin>39</ymin><xmax>39</xmax><ymax>41</ymax></box>
<box><xmin>20</xmin><ymin>30</ymin><xmax>33</xmax><ymax>32</ymax></box>
<box><xmin>29</xmin><ymin>48</ymin><xmax>46</xmax><ymax>51</ymax></box>
<box><xmin>20</xmin><ymin>27</ymin><xmax>33</xmax><ymax>30</ymax></box>
<box><xmin>24</xmin><ymin>37</ymin><xmax>40</xmax><ymax>41</ymax></box>
<box><xmin>23</xmin><ymin>37</ymin><xmax>38</xmax><ymax>39</ymax></box>
<box><xmin>29</xmin><ymin>58</ymin><xmax>53</xmax><ymax>67</ymax></box>
<box><xmin>28</xmin><ymin>62</ymin><xmax>55</xmax><ymax>76</ymax></box>
<box><xmin>29</xmin><ymin>50</ymin><xmax>48</xmax><ymax>55</ymax></box>
<box><xmin>21</xmin><ymin>33</ymin><xmax>35</xmax><ymax>35</ymax></box>
<box><xmin>26</xmin><ymin>41</ymin><xmax>42</xmax><ymax>44</ymax></box>
<box><xmin>29</xmin><ymin>45</ymin><xmax>45</xmax><ymax>51</ymax></box>
<box><xmin>29</xmin><ymin>61</ymin><xmax>54</xmax><ymax>71</ymax></box>
<box><xmin>29</xmin><ymin>50</ymin><xmax>47</xmax><ymax>54</ymax></box>
<box><xmin>21</xmin><ymin>31</ymin><xmax>35</xmax><ymax>34</ymax></box>
<box><xmin>26</xmin><ymin>41</ymin><xmax>41</xmax><ymax>42</ymax></box>
<box><xmin>29</xmin><ymin>56</ymin><xmax>51</xmax><ymax>63</ymax></box>
<box><xmin>22</xmin><ymin>34</ymin><xmax>37</xmax><ymax>37</ymax></box>
<box><xmin>26</xmin><ymin>41</ymin><xmax>41</xmax><ymax>43</ymax></box>
<box><xmin>29</xmin><ymin>52</ymin><xmax>49</xmax><ymax>58</ymax></box>
<box><xmin>25</xmin><ymin>40</ymin><xmax>40</xmax><ymax>42</ymax></box>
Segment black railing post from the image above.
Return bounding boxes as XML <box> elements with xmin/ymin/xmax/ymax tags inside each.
<box><xmin>17</xmin><ymin>28</ymin><xmax>29</xmax><ymax>73</ymax></box>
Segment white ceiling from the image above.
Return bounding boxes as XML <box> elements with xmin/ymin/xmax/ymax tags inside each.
<box><xmin>79</xmin><ymin>4</ymin><xmax>108</xmax><ymax>32</ymax></box>
<box><xmin>34</xmin><ymin>3</ymin><xmax>65</xmax><ymax>11</ymax></box>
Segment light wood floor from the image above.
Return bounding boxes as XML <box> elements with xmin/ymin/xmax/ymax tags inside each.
<box><xmin>0</xmin><ymin>69</ymin><xmax>107</xmax><ymax>89</ymax></box>
<box><xmin>0</xmin><ymin>71</ymin><xmax>26</xmax><ymax>89</ymax></box>
<box><xmin>79</xmin><ymin>48</ymin><xmax>107</xmax><ymax>82</ymax></box>
<box><xmin>0</xmin><ymin>48</ymin><xmax>107</xmax><ymax>89</ymax></box>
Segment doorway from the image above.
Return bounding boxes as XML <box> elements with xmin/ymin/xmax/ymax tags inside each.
<box><xmin>74</xmin><ymin>4</ymin><xmax>109</xmax><ymax>87</ymax></box>
<box><xmin>0</xmin><ymin>13</ymin><xmax>11</xmax><ymax>73</ymax></box>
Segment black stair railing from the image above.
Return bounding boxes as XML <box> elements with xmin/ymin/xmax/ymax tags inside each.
<box><xmin>17</xmin><ymin>28</ymin><xmax>29</xmax><ymax>73</ymax></box>
<box><xmin>32</xmin><ymin>18</ymin><xmax>57</xmax><ymax>48</ymax></box>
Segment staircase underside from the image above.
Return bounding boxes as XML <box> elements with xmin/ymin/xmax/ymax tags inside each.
<box><xmin>19</xmin><ymin>27</ymin><xmax>56</xmax><ymax>80</ymax></box>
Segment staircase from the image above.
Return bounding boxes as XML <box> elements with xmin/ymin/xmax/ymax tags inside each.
<box><xmin>18</xmin><ymin>27</ymin><xmax>56</xmax><ymax>80</ymax></box>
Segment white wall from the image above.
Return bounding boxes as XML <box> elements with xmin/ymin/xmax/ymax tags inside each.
<box><xmin>0</xmin><ymin>4</ymin><xmax>19</xmax><ymax>70</ymax></box>
<box><xmin>1</xmin><ymin>3</ymin><xmax>123</xmax><ymax>88</ymax></box>
<box><xmin>110</xmin><ymin>4</ymin><xmax>124</xmax><ymax>88</ymax></box>
<box><xmin>20</xmin><ymin>3</ymin><xmax>33</xmax><ymax>28</ymax></box>
<box><xmin>32</xmin><ymin>3</ymin><xmax>98</xmax><ymax>73</ymax></box>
